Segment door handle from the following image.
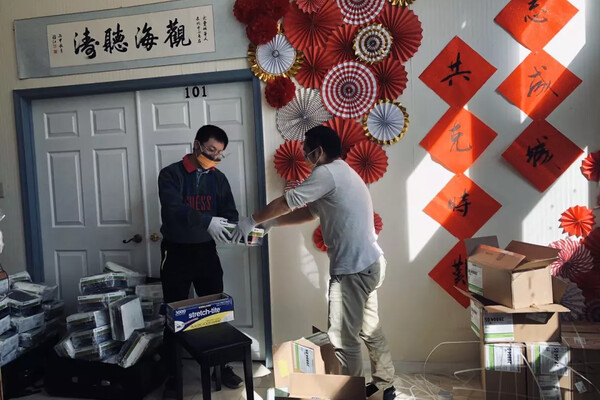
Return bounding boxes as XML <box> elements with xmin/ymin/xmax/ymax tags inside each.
<box><xmin>123</xmin><ymin>234</ymin><xmax>143</xmax><ymax>244</ymax></box>
<box><xmin>150</xmin><ymin>232</ymin><xmax>162</xmax><ymax>242</ymax></box>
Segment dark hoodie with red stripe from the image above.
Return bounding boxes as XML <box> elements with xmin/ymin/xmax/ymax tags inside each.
<box><xmin>158</xmin><ymin>154</ymin><xmax>238</xmax><ymax>244</ymax></box>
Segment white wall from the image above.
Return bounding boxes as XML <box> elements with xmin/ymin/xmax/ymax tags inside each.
<box><xmin>0</xmin><ymin>0</ymin><xmax>598</xmax><ymax>365</ymax></box>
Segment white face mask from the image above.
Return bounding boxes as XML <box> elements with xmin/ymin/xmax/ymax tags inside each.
<box><xmin>304</xmin><ymin>147</ymin><xmax>322</xmax><ymax>170</ymax></box>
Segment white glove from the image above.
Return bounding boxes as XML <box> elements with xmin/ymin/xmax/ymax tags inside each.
<box><xmin>231</xmin><ymin>216</ymin><xmax>257</xmax><ymax>245</ymax></box>
<box><xmin>259</xmin><ymin>219</ymin><xmax>278</xmax><ymax>235</ymax></box>
<box><xmin>207</xmin><ymin>217</ymin><xmax>231</xmax><ymax>243</ymax></box>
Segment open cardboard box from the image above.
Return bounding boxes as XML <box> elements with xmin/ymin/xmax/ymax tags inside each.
<box><xmin>466</xmin><ymin>239</ymin><xmax>558</xmax><ymax>309</ymax></box>
<box><xmin>457</xmin><ymin>287</ymin><xmax>568</xmax><ymax>343</ymax></box>
<box><xmin>272</xmin><ymin>330</ymin><xmax>366</xmax><ymax>400</ymax></box>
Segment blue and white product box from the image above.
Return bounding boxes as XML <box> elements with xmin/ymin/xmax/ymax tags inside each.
<box><xmin>166</xmin><ymin>293</ymin><xmax>234</xmax><ymax>333</ymax></box>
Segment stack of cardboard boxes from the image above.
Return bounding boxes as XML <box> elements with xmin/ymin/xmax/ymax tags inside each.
<box><xmin>462</xmin><ymin>237</ymin><xmax>600</xmax><ymax>399</ymax></box>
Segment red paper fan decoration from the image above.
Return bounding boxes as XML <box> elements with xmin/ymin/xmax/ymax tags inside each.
<box><xmin>297</xmin><ymin>0</ymin><xmax>327</xmax><ymax>14</ymax></box>
<box><xmin>324</xmin><ymin>116</ymin><xmax>369</xmax><ymax>159</ymax></box>
<box><xmin>283</xmin><ymin>1</ymin><xmax>343</xmax><ymax>51</ymax></box>
<box><xmin>313</xmin><ymin>225</ymin><xmax>328</xmax><ymax>252</ymax></box>
<box><xmin>549</xmin><ymin>238</ymin><xmax>594</xmax><ymax>281</ymax></box>
<box><xmin>345</xmin><ymin>141</ymin><xmax>389</xmax><ymax>184</ymax></box>
<box><xmin>583</xmin><ymin>228</ymin><xmax>600</xmax><ymax>263</ymax></box>
<box><xmin>265</xmin><ymin>77</ymin><xmax>296</xmax><ymax>108</ymax></box>
<box><xmin>337</xmin><ymin>0</ymin><xmax>386</xmax><ymax>25</ymax></box>
<box><xmin>296</xmin><ymin>46</ymin><xmax>336</xmax><ymax>89</ymax></box>
<box><xmin>273</xmin><ymin>140</ymin><xmax>312</xmax><ymax>181</ymax></box>
<box><xmin>586</xmin><ymin>298</ymin><xmax>600</xmax><ymax>322</ymax></box>
<box><xmin>233</xmin><ymin>0</ymin><xmax>260</xmax><ymax>24</ymax></box>
<box><xmin>264</xmin><ymin>0</ymin><xmax>290</xmax><ymax>20</ymax></box>
<box><xmin>376</xmin><ymin>3</ymin><xmax>423</xmax><ymax>63</ymax></box>
<box><xmin>373</xmin><ymin>212</ymin><xmax>383</xmax><ymax>235</ymax></box>
<box><xmin>326</xmin><ymin>24</ymin><xmax>359</xmax><ymax>64</ymax></box>
<box><xmin>322</xmin><ymin>61</ymin><xmax>378</xmax><ymax>119</ymax></box>
<box><xmin>369</xmin><ymin>57</ymin><xmax>407</xmax><ymax>100</ymax></box>
<box><xmin>581</xmin><ymin>151</ymin><xmax>600</xmax><ymax>182</ymax></box>
<box><xmin>247</xmin><ymin>15</ymin><xmax>278</xmax><ymax>45</ymax></box>
<box><xmin>560</xmin><ymin>205</ymin><xmax>596</xmax><ymax>238</ymax></box>
<box><xmin>284</xmin><ymin>180</ymin><xmax>303</xmax><ymax>192</ymax></box>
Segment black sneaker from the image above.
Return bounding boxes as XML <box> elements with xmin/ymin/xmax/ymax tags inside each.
<box><xmin>383</xmin><ymin>387</ymin><xmax>397</xmax><ymax>400</ymax></box>
<box><xmin>163</xmin><ymin>377</ymin><xmax>177</xmax><ymax>399</ymax></box>
<box><xmin>213</xmin><ymin>365</ymin><xmax>244</xmax><ymax>389</ymax></box>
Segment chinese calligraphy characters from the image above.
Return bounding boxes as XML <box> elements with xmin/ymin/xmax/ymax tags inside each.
<box><xmin>528</xmin><ymin>65</ymin><xmax>559</xmax><ymax>97</ymax></box>
<box><xmin>451</xmin><ymin>254</ymin><xmax>467</xmax><ymax>286</ymax></box>
<box><xmin>526</xmin><ymin>136</ymin><xmax>554</xmax><ymax>167</ymax></box>
<box><xmin>441</xmin><ymin>52</ymin><xmax>472</xmax><ymax>86</ymax></box>
<box><xmin>449</xmin><ymin>121</ymin><xmax>473</xmax><ymax>153</ymax></box>
<box><xmin>448</xmin><ymin>189</ymin><xmax>471</xmax><ymax>217</ymax></box>
<box><xmin>524</xmin><ymin>0</ymin><xmax>548</xmax><ymax>23</ymax></box>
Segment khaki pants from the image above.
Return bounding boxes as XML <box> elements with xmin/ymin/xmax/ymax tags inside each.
<box><xmin>328</xmin><ymin>255</ymin><xmax>396</xmax><ymax>389</ymax></box>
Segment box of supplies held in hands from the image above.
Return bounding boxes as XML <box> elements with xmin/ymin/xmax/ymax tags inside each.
<box><xmin>224</xmin><ymin>223</ymin><xmax>264</xmax><ymax>246</ymax></box>
<box><xmin>166</xmin><ymin>293</ymin><xmax>234</xmax><ymax>333</ymax></box>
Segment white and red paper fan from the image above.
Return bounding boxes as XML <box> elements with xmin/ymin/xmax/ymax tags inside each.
<box><xmin>581</xmin><ymin>151</ymin><xmax>600</xmax><ymax>181</ymax></box>
<box><xmin>255</xmin><ymin>34</ymin><xmax>300</xmax><ymax>79</ymax></box>
<box><xmin>273</xmin><ymin>140</ymin><xmax>312</xmax><ymax>181</ymax></box>
<box><xmin>284</xmin><ymin>179</ymin><xmax>303</xmax><ymax>192</ymax></box>
<box><xmin>354</xmin><ymin>24</ymin><xmax>393</xmax><ymax>64</ymax></box>
<box><xmin>375</xmin><ymin>3</ymin><xmax>422</xmax><ymax>63</ymax></box>
<box><xmin>277</xmin><ymin>88</ymin><xmax>332</xmax><ymax>141</ymax></box>
<box><xmin>555</xmin><ymin>277</ymin><xmax>586</xmax><ymax>321</ymax></box>
<box><xmin>337</xmin><ymin>0</ymin><xmax>386</xmax><ymax>25</ymax></box>
<box><xmin>283</xmin><ymin>0</ymin><xmax>343</xmax><ymax>51</ymax></box>
<box><xmin>296</xmin><ymin>46</ymin><xmax>336</xmax><ymax>89</ymax></box>
<box><xmin>326</xmin><ymin>24</ymin><xmax>359</xmax><ymax>65</ymax></box>
<box><xmin>583</xmin><ymin>227</ymin><xmax>600</xmax><ymax>263</ymax></box>
<box><xmin>549</xmin><ymin>238</ymin><xmax>594</xmax><ymax>281</ymax></box>
<box><xmin>388</xmin><ymin>0</ymin><xmax>416</xmax><ymax>5</ymax></box>
<box><xmin>560</xmin><ymin>205</ymin><xmax>596</xmax><ymax>238</ymax></box>
<box><xmin>313</xmin><ymin>225</ymin><xmax>328</xmax><ymax>252</ymax></box>
<box><xmin>324</xmin><ymin>116</ymin><xmax>369</xmax><ymax>158</ymax></box>
<box><xmin>345</xmin><ymin>141</ymin><xmax>389</xmax><ymax>183</ymax></box>
<box><xmin>322</xmin><ymin>61</ymin><xmax>378</xmax><ymax>119</ymax></box>
<box><xmin>363</xmin><ymin>100</ymin><xmax>409</xmax><ymax>145</ymax></box>
<box><xmin>297</xmin><ymin>0</ymin><xmax>327</xmax><ymax>14</ymax></box>
<box><xmin>586</xmin><ymin>298</ymin><xmax>600</xmax><ymax>322</ymax></box>
<box><xmin>369</xmin><ymin>57</ymin><xmax>407</xmax><ymax>100</ymax></box>
<box><xmin>374</xmin><ymin>212</ymin><xmax>383</xmax><ymax>235</ymax></box>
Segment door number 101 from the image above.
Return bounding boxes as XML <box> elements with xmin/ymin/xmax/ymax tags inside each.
<box><xmin>184</xmin><ymin>86</ymin><xmax>207</xmax><ymax>98</ymax></box>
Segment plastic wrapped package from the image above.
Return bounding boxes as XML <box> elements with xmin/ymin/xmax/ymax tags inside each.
<box><xmin>77</xmin><ymin>290</ymin><xmax>127</xmax><ymax>313</ymax></box>
<box><xmin>116</xmin><ymin>329</ymin><xmax>163</xmax><ymax>368</ymax></box>
<box><xmin>109</xmin><ymin>296</ymin><xmax>144</xmax><ymax>341</ymax></box>
<box><xmin>10</xmin><ymin>312</ymin><xmax>44</xmax><ymax>333</ymax></box>
<box><xmin>12</xmin><ymin>281</ymin><xmax>58</xmax><ymax>302</ymax></box>
<box><xmin>0</xmin><ymin>314</ymin><xmax>11</xmax><ymax>336</ymax></box>
<box><xmin>135</xmin><ymin>283</ymin><xmax>163</xmax><ymax>302</ymax></box>
<box><xmin>141</xmin><ymin>300</ymin><xmax>162</xmax><ymax>321</ymax></box>
<box><xmin>66</xmin><ymin>309</ymin><xmax>110</xmax><ymax>332</ymax></box>
<box><xmin>224</xmin><ymin>223</ymin><xmax>264</xmax><ymax>246</ymax></box>
<box><xmin>79</xmin><ymin>273</ymin><xmax>128</xmax><ymax>295</ymax></box>
<box><xmin>54</xmin><ymin>335</ymin><xmax>75</xmax><ymax>358</ymax></box>
<box><xmin>46</xmin><ymin>316</ymin><xmax>62</xmax><ymax>336</ymax></box>
<box><xmin>0</xmin><ymin>329</ymin><xmax>19</xmax><ymax>359</ymax></box>
<box><xmin>7</xmin><ymin>290</ymin><xmax>42</xmax><ymax>317</ymax></box>
<box><xmin>0</xmin><ymin>269</ymin><xmax>8</xmax><ymax>295</ymax></box>
<box><xmin>19</xmin><ymin>325</ymin><xmax>46</xmax><ymax>349</ymax></box>
<box><xmin>104</xmin><ymin>262</ymin><xmax>146</xmax><ymax>287</ymax></box>
<box><xmin>70</xmin><ymin>325</ymin><xmax>111</xmax><ymax>349</ymax></box>
<box><xmin>42</xmin><ymin>300</ymin><xmax>65</xmax><ymax>321</ymax></box>
<box><xmin>0</xmin><ymin>349</ymin><xmax>17</xmax><ymax>367</ymax></box>
<box><xmin>8</xmin><ymin>271</ymin><xmax>31</xmax><ymax>287</ymax></box>
<box><xmin>0</xmin><ymin>295</ymin><xmax>8</xmax><ymax>319</ymax></box>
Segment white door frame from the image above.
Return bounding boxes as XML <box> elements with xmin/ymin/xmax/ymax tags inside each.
<box><xmin>13</xmin><ymin>69</ymin><xmax>274</xmax><ymax>365</ymax></box>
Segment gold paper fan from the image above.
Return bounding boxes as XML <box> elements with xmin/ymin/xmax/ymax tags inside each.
<box><xmin>388</xmin><ymin>0</ymin><xmax>415</xmax><ymax>6</ymax></box>
<box><xmin>362</xmin><ymin>99</ymin><xmax>409</xmax><ymax>145</ymax></box>
<box><xmin>248</xmin><ymin>33</ymin><xmax>304</xmax><ymax>82</ymax></box>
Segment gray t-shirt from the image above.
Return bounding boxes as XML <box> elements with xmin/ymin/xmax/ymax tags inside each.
<box><xmin>284</xmin><ymin>160</ymin><xmax>383</xmax><ymax>275</ymax></box>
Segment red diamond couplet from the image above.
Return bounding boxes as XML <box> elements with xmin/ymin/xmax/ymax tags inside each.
<box><xmin>495</xmin><ymin>0</ymin><xmax>579</xmax><ymax>51</ymax></box>
<box><xmin>428</xmin><ymin>240</ymin><xmax>470</xmax><ymax>308</ymax></box>
<box><xmin>419</xmin><ymin>107</ymin><xmax>498</xmax><ymax>174</ymax></box>
<box><xmin>497</xmin><ymin>50</ymin><xmax>582</xmax><ymax>120</ymax></box>
<box><xmin>419</xmin><ymin>36</ymin><xmax>497</xmax><ymax>108</ymax></box>
<box><xmin>423</xmin><ymin>174</ymin><xmax>502</xmax><ymax>240</ymax></box>
<box><xmin>502</xmin><ymin>119</ymin><xmax>583</xmax><ymax>192</ymax></box>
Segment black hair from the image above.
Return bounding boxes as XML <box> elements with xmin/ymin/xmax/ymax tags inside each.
<box><xmin>304</xmin><ymin>125</ymin><xmax>342</xmax><ymax>159</ymax></box>
<box><xmin>195</xmin><ymin>125</ymin><xmax>229</xmax><ymax>149</ymax></box>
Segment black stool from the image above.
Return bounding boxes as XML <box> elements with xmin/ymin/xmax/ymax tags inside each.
<box><xmin>171</xmin><ymin>322</ymin><xmax>254</xmax><ymax>400</ymax></box>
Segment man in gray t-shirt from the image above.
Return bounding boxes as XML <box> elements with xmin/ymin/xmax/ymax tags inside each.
<box><xmin>232</xmin><ymin>126</ymin><xmax>396</xmax><ymax>398</ymax></box>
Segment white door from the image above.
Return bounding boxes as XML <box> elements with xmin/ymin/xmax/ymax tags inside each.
<box><xmin>138</xmin><ymin>82</ymin><xmax>265</xmax><ymax>358</ymax></box>
<box><xmin>32</xmin><ymin>93</ymin><xmax>146</xmax><ymax>314</ymax></box>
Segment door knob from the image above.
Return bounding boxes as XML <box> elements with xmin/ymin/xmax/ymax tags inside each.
<box><xmin>123</xmin><ymin>234</ymin><xmax>143</xmax><ymax>244</ymax></box>
<box><xmin>150</xmin><ymin>232</ymin><xmax>162</xmax><ymax>242</ymax></box>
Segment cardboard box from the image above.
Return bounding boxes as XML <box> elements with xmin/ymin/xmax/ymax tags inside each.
<box><xmin>458</xmin><ymin>287</ymin><xmax>568</xmax><ymax>343</ymax></box>
<box><xmin>166</xmin><ymin>293</ymin><xmax>234</xmax><ymax>333</ymax></box>
<box><xmin>562</xmin><ymin>331</ymin><xmax>600</xmax><ymax>399</ymax></box>
<box><xmin>481</xmin><ymin>343</ymin><xmax>527</xmax><ymax>400</ymax></box>
<box><xmin>526</xmin><ymin>342</ymin><xmax>572</xmax><ymax>400</ymax></box>
<box><xmin>272</xmin><ymin>333</ymin><xmax>365</xmax><ymax>400</ymax></box>
<box><xmin>467</xmin><ymin>241</ymin><xmax>558</xmax><ymax>309</ymax></box>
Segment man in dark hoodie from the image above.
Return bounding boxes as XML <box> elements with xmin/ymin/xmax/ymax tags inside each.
<box><xmin>158</xmin><ymin>124</ymin><xmax>243</xmax><ymax>396</ymax></box>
